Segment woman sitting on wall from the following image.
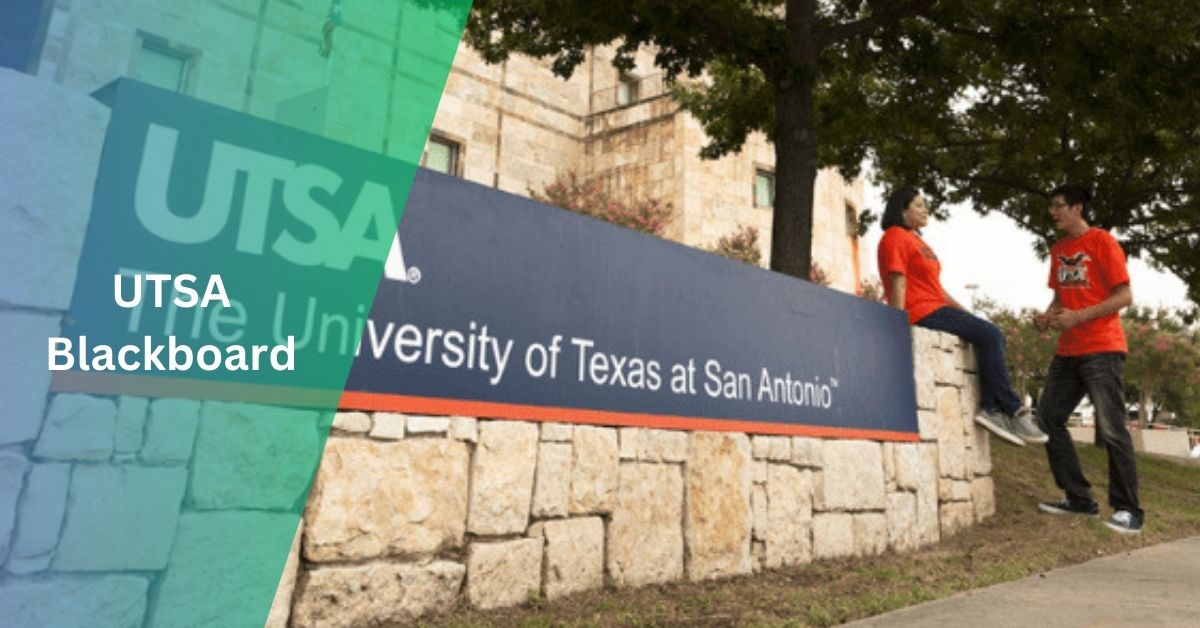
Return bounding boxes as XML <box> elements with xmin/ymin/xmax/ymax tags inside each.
<box><xmin>876</xmin><ymin>187</ymin><xmax>1047</xmax><ymax>446</ymax></box>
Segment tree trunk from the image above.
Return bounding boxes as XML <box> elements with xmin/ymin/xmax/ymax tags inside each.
<box><xmin>1138</xmin><ymin>391</ymin><xmax>1152</xmax><ymax>428</ymax></box>
<box><xmin>770</xmin><ymin>0</ymin><xmax>819</xmax><ymax>280</ymax></box>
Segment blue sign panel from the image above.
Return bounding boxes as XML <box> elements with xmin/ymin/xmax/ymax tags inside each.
<box><xmin>344</xmin><ymin>170</ymin><xmax>919</xmax><ymax>440</ymax></box>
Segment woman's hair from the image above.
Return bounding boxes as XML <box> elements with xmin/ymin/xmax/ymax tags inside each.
<box><xmin>881</xmin><ymin>187</ymin><xmax>920</xmax><ymax>230</ymax></box>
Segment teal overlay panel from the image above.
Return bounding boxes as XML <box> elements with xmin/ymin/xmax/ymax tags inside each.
<box><xmin>0</xmin><ymin>1</ymin><xmax>471</xmax><ymax>626</ymax></box>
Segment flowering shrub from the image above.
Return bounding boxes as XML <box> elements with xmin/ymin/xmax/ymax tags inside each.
<box><xmin>710</xmin><ymin>225</ymin><xmax>762</xmax><ymax>266</ymax></box>
<box><xmin>809</xmin><ymin>262</ymin><xmax>831</xmax><ymax>287</ymax></box>
<box><xmin>532</xmin><ymin>172</ymin><xmax>673</xmax><ymax>236</ymax></box>
<box><xmin>857</xmin><ymin>276</ymin><xmax>886</xmax><ymax>303</ymax></box>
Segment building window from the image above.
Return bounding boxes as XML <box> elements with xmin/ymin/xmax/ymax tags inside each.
<box><xmin>134</xmin><ymin>38</ymin><xmax>191</xmax><ymax>93</ymax></box>
<box><xmin>422</xmin><ymin>134</ymin><xmax>460</xmax><ymax>176</ymax></box>
<box><xmin>616</xmin><ymin>73</ymin><xmax>639</xmax><ymax>106</ymax></box>
<box><xmin>753</xmin><ymin>170</ymin><xmax>775</xmax><ymax>208</ymax></box>
<box><xmin>845</xmin><ymin>203</ymin><xmax>858</xmax><ymax>236</ymax></box>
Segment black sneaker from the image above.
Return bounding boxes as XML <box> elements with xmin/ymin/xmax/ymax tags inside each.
<box><xmin>1104</xmin><ymin>510</ymin><xmax>1143</xmax><ymax>535</ymax></box>
<box><xmin>1037</xmin><ymin>499</ymin><xmax>1100</xmax><ymax>518</ymax></box>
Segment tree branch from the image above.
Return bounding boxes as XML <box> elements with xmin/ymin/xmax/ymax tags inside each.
<box><xmin>817</xmin><ymin>0</ymin><xmax>935</xmax><ymax>48</ymax></box>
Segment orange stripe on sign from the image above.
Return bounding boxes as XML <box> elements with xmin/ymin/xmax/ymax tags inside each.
<box><xmin>338</xmin><ymin>391</ymin><xmax>920</xmax><ymax>442</ymax></box>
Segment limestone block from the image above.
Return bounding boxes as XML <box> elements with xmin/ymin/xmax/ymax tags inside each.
<box><xmin>962</xmin><ymin>343</ymin><xmax>978</xmax><ymax>373</ymax></box>
<box><xmin>971</xmin><ymin>426</ymin><xmax>993</xmax><ymax>476</ymax></box>
<box><xmin>961</xmin><ymin>378</ymin><xmax>981</xmax><ymax>437</ymax></box>
<box><xmin>821</xmin><ymin>440</ymin><xmax>885</xmax><ymax>511</ymax></box>
<box><xmin>532</xmin><ymin>442</ymin><xmax>571</xmax><ymax>518</ymax></box>
<box><xmin>368</xmin><ymin>413</ymin><xmax>405</xmax><ymax>440</ymax></box>
<box><xmin>685</xmin><ymin>432</ymin><xmax>752</xmax><ymax>580</ymax></box>
<box><xmin>918</xmin><ymin>410</ymin><xmax>939</xmax><ymax>442</ymax></box>
<box><xmin>53</xmin><ymin>465</ymin><xmax>187</xmax><ymax>571</ymax></box>
<box><xmin>140</xmin><ymin>399</ymin><xmax>201</xmax><ymax>465</ymax></box>
<box><xmin>466</xmin><ymin>538</ymin><xmax>542</xmax><ymax>610</ymax></box>
<box><xmin>882</xmin><ymin>443</ymin><xmax>896</xmax><ymax>483</ymax></box>
<box><xmin>305</xmin><ymin>438</ymin><xmax>468</xmax><ymax>561</ymax></box>
<box><xmin>934</xmin><ymin>348</ymin><xmax>961</xmax><ymax>386</ymax></box>
<box><xmin>449</xmin><ymin>416</ymin><xmax>478</xmax><ymax>442</ymax></box>
<box><xmin>893</xmin><ymin>443</ymin><xmax>921</xmax><ymax>492</ymax></box>
<box><xmin>6</xmin><ymin>462</ymin><xmax>69</xmax><ymax>574</ymax></box>
<box><xmin>541</xmin><ymin>422</ymin><xmax>574</xmax><ymax>442</ymax></box>
<box><xmin>568</xmin><ymin>425</ymin><xmax>619</xmax><ymax>515</ymax></box>
<box><xmin>266</xmin><ymin>521</ymin><xmax>303</xmax><ymax>628</ymax></box>
<box><xmin>33</xmin><ymin>394</ymin><xmax>115</xmax><ymax>461</ymax></box>
<box><xmin>916</xmin><ymin>444</ymin><xmax>941</xmax><ymax>547</ymax></box>
<box><xmin>751</xmin><ymin>484</ymin><xmax>768</xmax><ymax>541</ymax></box>
<box><xmin>608</xmin><ymin>463</ymin><xmax>684</xmax><ymax>587</ymax></box>
<box><xmin>114</xmin><ymin>396</ymin><xmax>148</xmax><ymax>453</ymax></box>
<box><xmin>790</xmin><ymin>437</ymin><xmax>824</xmax><ymax>468</ymax></box>
<box><xmin>331</xmin><ymin>411</ymin><xmax>371</xmax><ymax>434</ymax></box>
<box><xmin>0</xmin><ymin>575</ymin><xmax>147</xmax><ymax>628</ymax></box>
<box><xmin>939</xmin><ymin>478</ymin><xmax>972</xmax><ymax>502</ymax></box>
<box><xmin>293</xmin><ymin>561</ymin><xmax>464</xmax><ymax>627</ymax></box>
<box><xmin>618</xmin><ymin>427</ymin><xmax>640</xmax><ymax>459</ymax></box>
<box><xmin>765</xmin><ymin>464</ymin><xmax>813</xmax><ymax>569</ymax></box>
<box><xmin>641</xmin><ymin>429</ymin><xmax>689</xmax><ymax>462</ymax></box>
<box><xmin>854</xmin><ymin>513</ymin><xmax>889</xmax><ymax>557</ymax></box>
<box><xmin>0</xmin><ymin>452</ymin><xmax>30</xmax><ymax>561</ymax></box>
<box><xmin>154</xmin><ymin>512</ymin><xmax>300</xmax><ymax>627</ymax></box>
<box><xmin>752</xmin><ymin>435</ymin><xmax>790</xmax><ymax>461</ymax></box>
<box><xmin>939</xmin><ymin>501</ymin><xmax>975</xmax><ymax>538</ymax></box>
<box><xmin>469</xmin><ymin>421</ymin><xmax>538</xmax><ymax>534</ymax></box>
<box><xmin>1</xmin><ymin>315</ymin><xmax>57</xmax><ymax>442</ymax></box>
<box><xmin>886</xmin><ymin>492</ymin><xmax>919</xmax><ymax>553</ymax></box>
<box><xmin>407</xmin><ymin>415</ymin><xmax>451</xmax><ymax>434</ymax></box>
<box><xmin>936</xmin><ymin>387</ymin><xmax>968</xmax><ymax>479</ymax></box>
<box><xmin>812</xmin><ymin>513</ymin><xmax>855</xmax><ymax>560</ymax></box>
<box><xmin>753</xmin><ymin>460</ymin><xmax>768</xmax><ymax>484</ymax></box>
<box><xmin>538</xmin><ymin>517</ymin><xmax>604</xmax><ymax>600</ymax></box>
<box><xmin>972</xmin><ymin>477</ymin><xmax>996</xmax><ymax>522</ymax></box>
<box><xmin>812</xmin><ymin>470</ymin><xmax>826</xmax><ymax>511</ymax></box>
<box><xmin>0</xmin><ymin>69</ymin><xmax>109</xmax><ymax>312</ymax></box>
<box><xmin>914</xmin><ymin>358</ymin><xmax>938</xmax><ymax>411</ymax></box>
<box><xmin>191</xmin><ymin>402</ymin><xmax>321</xmax><ymax>510</ymax></box>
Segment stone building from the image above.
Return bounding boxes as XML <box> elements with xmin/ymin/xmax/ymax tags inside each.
<box><xmin>16</xmin><ymin>0</ymin><xmax>866</xmax><ymax>290</ymax></box>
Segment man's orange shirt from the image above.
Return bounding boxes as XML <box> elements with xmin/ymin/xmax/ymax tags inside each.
<box><xmin>878</xmin><ymin>226</ymin><xmax>948</xmax><ymax>324</ymax></box>
<box><xmin>1048</xmin><ymin>227</ymin><xmax>1130</xmax><ymax>356</ymax></box>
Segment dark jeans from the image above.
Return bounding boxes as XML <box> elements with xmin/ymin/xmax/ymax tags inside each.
<box><xmin>1038</xmin><ymin>353</ymin><xmax>1142</xmax><ymax>518</ymax></box>
<box><xmin>916</xmin><ymin>306</ymin><xmax>1022</xmax><ymax>416</ymax></box>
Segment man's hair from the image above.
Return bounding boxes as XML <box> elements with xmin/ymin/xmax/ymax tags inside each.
<box><xmin>881</xmin><ymin>187</ymin><xmax>920</xmax><ymax>230</ymax></box>
<box><xmin>1050</xmin><ymin>183</ymin><xmax>1092</xmax><ymax>222</ymax></box>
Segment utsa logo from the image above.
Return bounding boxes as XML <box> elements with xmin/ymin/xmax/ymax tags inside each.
<box><xmin>919</xmin><ymin>246</ymin><xmax>938</xmax><ymax>261</ymax></box>
<box><xmin>1057</xmin><ymin>252</ymin><xmax>1091</xmax><ymax>288</ymax></box>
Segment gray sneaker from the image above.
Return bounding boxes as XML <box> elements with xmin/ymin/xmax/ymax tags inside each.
<box><xmin>974</xmin><ymin>409</ymin><xmax>1025</xmax><ymax>447</ymax></box>
<box><xmin>1010</xmin><ymin>408</ymin><xmax>1049</xmax><ymax>444</ymax></box>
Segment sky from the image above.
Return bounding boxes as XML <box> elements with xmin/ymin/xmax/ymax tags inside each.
<box><xmin>859</xmin><ymin>177</ymin><xmax>1192</xmax><ymax>313</ymax></box>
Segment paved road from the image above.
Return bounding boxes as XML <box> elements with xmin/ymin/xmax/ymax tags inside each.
<box><xmin>847</xmin><ymin>536</ymin><xmax>1200</xmax><ymax>627</ymax></box>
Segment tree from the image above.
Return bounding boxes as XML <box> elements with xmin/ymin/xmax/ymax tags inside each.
<box><xmin>1122</xmin><ymin>308</ymin><xmax>1200</xmax><ymax>426</ymax></box>
<box><xmin>975</xmin><ymin>298</ymin><xmax>1056</xmax><ymax>400</ymax></box>
<box><xmin>864</xmin><ymin>2</ymin><xmax>1200</xmax><ymax>307</ymax></box>
<box><xmin>465</xmin><ymin>0</ymin><xmax>935</xmax><ymax>280</ymax></box>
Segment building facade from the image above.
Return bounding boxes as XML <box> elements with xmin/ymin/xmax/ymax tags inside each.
<box><xmin>20</xmin><ymin>0</ymin><xmax>866</xmax><ymax>290</ymax></box>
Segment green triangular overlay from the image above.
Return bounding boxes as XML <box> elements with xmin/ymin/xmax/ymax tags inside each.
<box><xmin>3</xmin><ymin>1</ymin><xmax>471</xmax><ymax>626</ymax></box>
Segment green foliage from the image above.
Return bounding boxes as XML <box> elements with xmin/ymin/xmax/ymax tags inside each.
<box><xmin>978</xmin><ymin>300</ymin><xmax>1200</xmax><ymax>425</ymax></box>
<box><xmin>863</xmin><ymin>2</ymin><xmax>1200</xmax><ymax>306</ymax></box>
<box><xmin>709</xmin><ymin>224</ymin><xmax>763</xmax><ymax>266</ymax></box>
<box><xmin>531</xmin><ymin>171</ymin><xmax>673</xmax><ymax>236</ymax></box>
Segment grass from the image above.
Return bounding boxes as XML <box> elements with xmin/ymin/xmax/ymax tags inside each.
<box><xmin>421</xmin><ymin>441</ymin><xmax>1200</xmax><ymax>627</ymax></box>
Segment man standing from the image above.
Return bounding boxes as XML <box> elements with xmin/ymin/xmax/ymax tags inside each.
<box><xmin>1034</xmin><ymin>183</ymin><xmax>1142</xmax><ymax>534</ymax></box>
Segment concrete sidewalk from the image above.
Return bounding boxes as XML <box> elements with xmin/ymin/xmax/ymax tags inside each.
<box><xmin>847</xmin><ymin>536</ymin><xmax>1200</xmax><ymax>627</ymax></box>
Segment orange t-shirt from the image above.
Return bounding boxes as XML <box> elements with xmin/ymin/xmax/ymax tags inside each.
<box><xmin>878</xmin><ymin>226</ymin><xmax>948</xmax><ymax>324</ymax></box>
<box><xmin>1048</xmin><ymin>227</ymin><xmax>1130</xmax><ymax>356</ymax></box>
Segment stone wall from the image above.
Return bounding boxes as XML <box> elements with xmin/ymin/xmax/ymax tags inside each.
<box><xmin>276</xmin><ymin>326</ymin><xmax>991</xmax><ymax>624</ymax></box>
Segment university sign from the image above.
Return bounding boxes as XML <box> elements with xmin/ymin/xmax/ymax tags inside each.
<box><xmin>60</xmin><ymin>79</ymin><xmax>918</xmax><ymax>440</ymax></box>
